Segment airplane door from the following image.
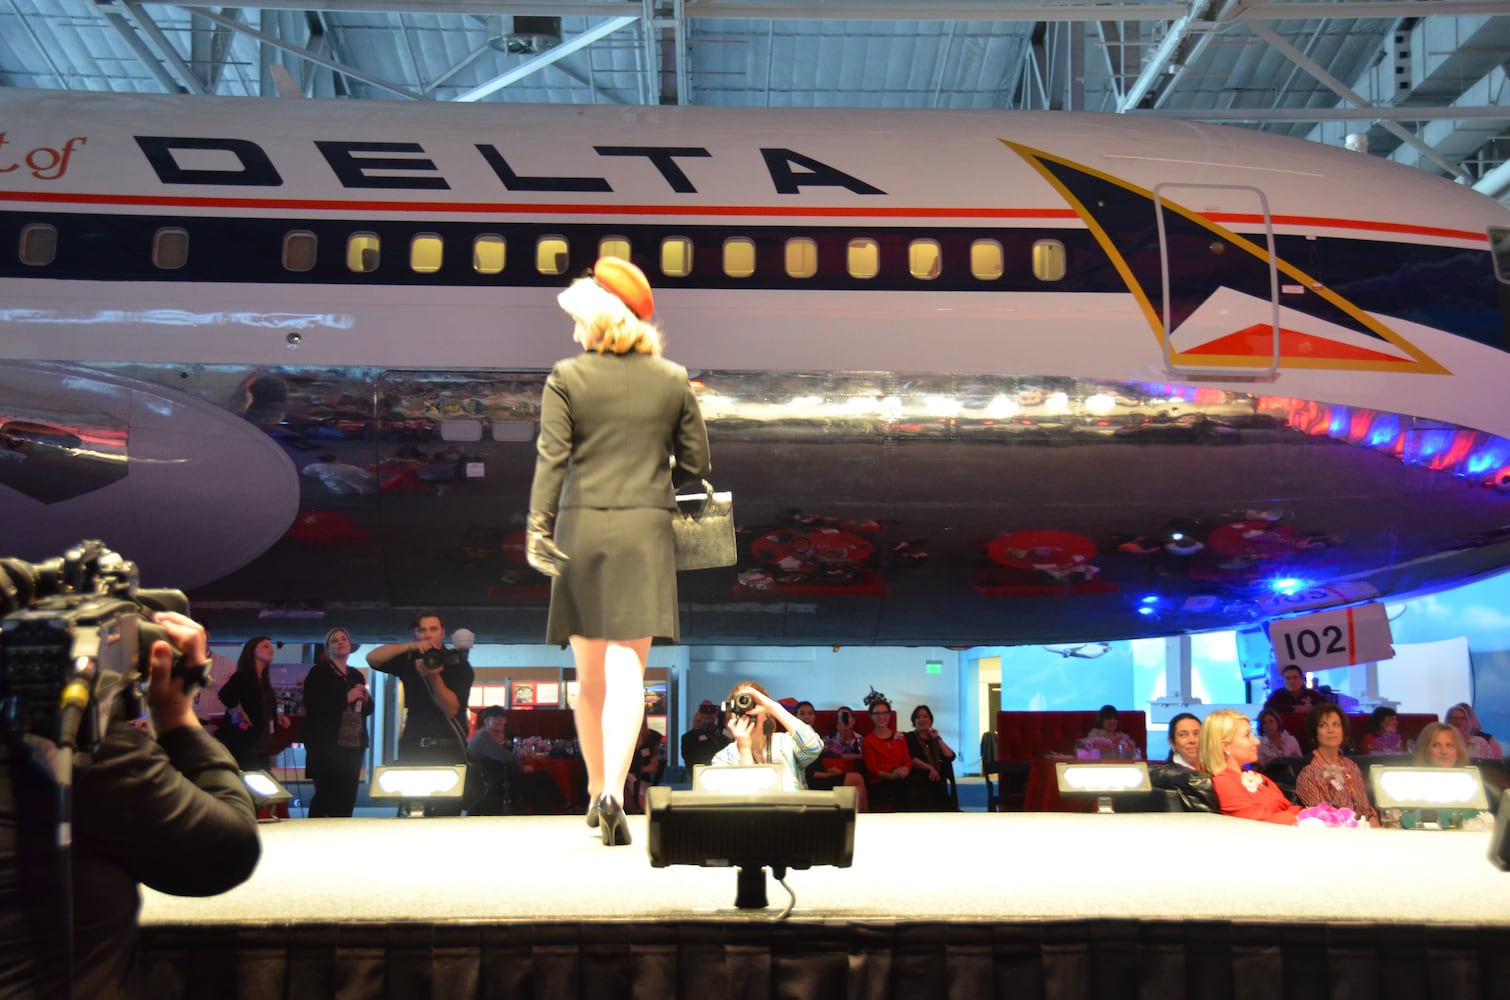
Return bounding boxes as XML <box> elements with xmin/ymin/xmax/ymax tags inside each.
<box><xmin>1152</xmin><ymin>183</ymin><xmax>1281</xmax><ymax>379</ymax></box>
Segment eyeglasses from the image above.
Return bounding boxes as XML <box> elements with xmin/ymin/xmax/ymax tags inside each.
<box><xmin>869</xmin><ymin>709</ymin><xmax>890</xmax><ymax>716</ymax></box>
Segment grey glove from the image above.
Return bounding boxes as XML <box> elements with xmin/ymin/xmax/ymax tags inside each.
<box><xmin>526</xmin><ymin>510</ymin><xmax>567</xmax><ymax>578</ymax></box>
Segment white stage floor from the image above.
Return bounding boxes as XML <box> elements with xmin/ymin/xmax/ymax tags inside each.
<box><xmin>141</xmin><ymin>812</ymin><xmax>1510</xmax><ymax>926</ymax></box>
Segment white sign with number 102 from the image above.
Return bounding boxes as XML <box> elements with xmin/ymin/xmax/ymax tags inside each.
<box><xmin>1266</xmin><ymin>602</ymin><xmax>1395</xmax><ymax>672</ymax></box>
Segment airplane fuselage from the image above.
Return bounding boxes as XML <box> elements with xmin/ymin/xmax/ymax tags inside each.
<box><xmin>2</xmin><ymin>89</ymin><xmax>1508</xmax><ymax>645</ymax></box>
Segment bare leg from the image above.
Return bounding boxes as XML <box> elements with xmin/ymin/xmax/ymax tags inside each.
<box><xmin>600</xmin><ymin>638</ymin><xmax>651</xmax><ymax>805</ymax></box>
<box><xmin>569</xmin><ymin>636</ymin><xmax>607</xmax><ymax>802</ymax></box>
<box><xmin>843</xmin><ymin>772</ymin><xmax>869</xmax><ymax>813</ymax></box>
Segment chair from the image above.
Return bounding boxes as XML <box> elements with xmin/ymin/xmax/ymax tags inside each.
<box><xmin>980</xmin><ymin>732</ymin><xmax>1002</xmax><ymax>812</ymax></box>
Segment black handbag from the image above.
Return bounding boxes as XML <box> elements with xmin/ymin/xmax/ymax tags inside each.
<box><xmin>672</xmin><ymin>480</ymin><xmax>736</xmax><ymax>571</ymax></box>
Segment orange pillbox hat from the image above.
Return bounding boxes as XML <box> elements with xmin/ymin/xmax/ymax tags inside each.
<box><xmin>591</xmin><ymin>257</ymin><xmax>654</xmax><ymax>320</ymax></box>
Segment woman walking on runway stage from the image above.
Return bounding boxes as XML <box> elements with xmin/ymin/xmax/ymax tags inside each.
<box><xmin>526</xmin><ymin>256</ymin><xmax>710</xmax><ymax>847</ymax></box>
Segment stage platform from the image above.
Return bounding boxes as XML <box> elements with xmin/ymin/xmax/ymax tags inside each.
<box><xmin>139</xmin><ymin>812</ymin><xmax>1510</xmax><ymax>999</ymax></box>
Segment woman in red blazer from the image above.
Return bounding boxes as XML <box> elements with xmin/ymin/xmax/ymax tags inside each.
<box><xmin>1200</xmin><ymin>708</ymin><xmax>1301</xmax><ymax>825</ymax></box>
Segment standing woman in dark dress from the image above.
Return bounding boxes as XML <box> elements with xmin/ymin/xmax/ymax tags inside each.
<box><xmin>301</xmin><ymin>626</ymin><xmax>372</xmax><ymax>817</ymax></box>
<box><xmin>527</xmin><ymin>257</ymin><xmax>710</xmax><ymax>847</ymax></box>
<box><xmin>217</xmin><ymin>636</ymin><xmax>290</xmax><ymax>772</ymax></box>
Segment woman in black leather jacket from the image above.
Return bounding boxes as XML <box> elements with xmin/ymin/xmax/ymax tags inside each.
<box><xmin>1148</xmin><ymin>712</ymin><xmax>1217</xmax><ymax>812</ymax></box>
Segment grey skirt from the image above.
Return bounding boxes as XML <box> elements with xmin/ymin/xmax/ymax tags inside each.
<box><xmin>546</xmin><ymin>507</ymin><xmax>679</xmax><ymax>645</ymax></box>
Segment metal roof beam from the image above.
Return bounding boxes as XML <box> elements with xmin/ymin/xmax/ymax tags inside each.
<box><xmin>453</xmin><ymin>14</ymin><xmax>638</xmax><ymax>102</ymax></box>
<box><xmin>122</xmin><ymin>1</ymin><xmax>209</xmax><ymax>93</ymax></box>
<box><xmin>185</xmin><ymin>4</ymin><xmax>428</xmax><ymax>99</ymax></box>
<box><xmin>95</xmin><ymin>2</ymin><xmax>188</xmax><ymax>93</ymax></box>
<box><xmin>1130</xmin><ymin>104</ymin><xmax>1510</xmax><ymax>122</ymax></box>
<box><xmin>124</xmin><ymin>0</ymin><xmax>1509</xmax><ymax>20</ymax></box>
<box><xmin>1244</xmin><ymin>18</ymin><xmax>1472</xmax><ymax>183</ymax></box>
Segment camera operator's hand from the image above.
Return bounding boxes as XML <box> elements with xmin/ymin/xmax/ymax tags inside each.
<box><xmin>147</xmin><ymin>610</ymin><xmax>208</xmax><ymax>734</ymax></box>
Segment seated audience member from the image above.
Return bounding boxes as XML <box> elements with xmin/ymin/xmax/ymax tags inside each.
<box><xmin>0</xmin><ymin>611</ymin><xmax>261</xmax><ymax>999</ymax></box>
<box><xmin>1149</xmin><ymin>712</ymin><xmax>1217</xmax><ymax>813</ymax></box>
<box><xmin>825</xmin><ymin>705</ymin><xmax>864</xmax><ymax>757</ymax></box>
<box><xmin>1415</xmin><ymin>720</ymin><xmax>1469</xmax><ymax>768</ymax></box>
<box><xmin>1391</xmin><ymin>721</ymin><xmax>1498</xmax><ymax>829</ymax></box>
<box><xmin>466</xmin><ymin>707</ymin><xmax>566</xmax><ymax>815</ymax></box>
<box><xmin>1295</xmin><ymin>702</ymin><xmax>1378</xmax><ymax>826</ymax></box>
<box><xmin>679</xmin><ymin>700</ymin><xmax>730</xmax><ymax>775</ymax></box>
<box><xmin>905</xmin><ymin>704</ymin><xmax>958</xmax><ymax>811</ymax></box>
<box><xmin>1254</xmin><ymin>708</ymin><xmax>1301</xmax><ymax>768</ymax></box>
<box><xmin>861</xmin><ymin>698</ymin><xmax>912</xmax><ymax>811</ymax></box>
<box><xmin>1084</xmin><ymin>704</ymin><xmax>1139</xmax><ymax>758</ymax></box>
<box><xmin>1263</xmin><ymin>664</ymin><xmax>1330</xmax><ymax>716</ymax></box>
<box><xmin>1445</xmin><ymin>703</ymin><xmax>1504</xmax><ymax>759</ymax></box>
<box><xmin>796</xmin><ymin>702</ymin><xmax>868</xmax><ymax>811</ymax></box>
<box><xmin>710</xmin><ymin>683</ymin><xmax>821</xmax><ymax>792</ymax></box>
<box><xmin>1201</xmin><ymin>708</ymin><xmax>1301</xmax><ymax>825</ymax></box>
<box><xmin>1359</xmin><ymin>706</ymin><xmax>1403</xmax><ymax>754</ymax></box>
<box><xmin>625</xmin><ymin>720</ymin><xmax>664</xmax><ymax>813</ymax></box>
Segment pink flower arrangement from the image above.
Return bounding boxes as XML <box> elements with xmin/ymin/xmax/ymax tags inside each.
<box><xmin>1296</xmin><ymin>804</ymin><xmax>1365</xmax><ymax>828</ymax></box>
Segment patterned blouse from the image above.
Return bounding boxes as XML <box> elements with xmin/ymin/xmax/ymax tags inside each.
<box><xmin>1295</xmin><ymin>754</ymin><xmax>1377</xmax><ymax>821</ymax></box>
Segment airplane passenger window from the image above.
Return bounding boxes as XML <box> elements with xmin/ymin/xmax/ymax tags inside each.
<box><xmin>536</xmin><ymin>236</ymin><xmax>569</xmax><ymax>275</ymax></box>
<box><xmin>598</xmin><ymin>237</ymin><xmax>631</xmax><ymax>262</ymax></box>
<box><xmin>785</xmin><ymin>237</ymin><xmax>818</xmax><ymax>279</ymax></box>
<box><xmin>723</xmin><ymin>237</ymin><xmax>756</xmax><ymax>278</ymax></box>
<box><xmin>347</xmin><ymin>233</ymin><xmax>380</xmax><ymax>273</ymax></box>
<box><xmin>1490</xmin><ymin>226</ymin><xmax>1510</xmax><ymax>284</ymax></box>
<box><xmin>1032</xmin><ymin>239</ymin><xmax>1067</xmax><ymax>282</ymax></box>
<box><xmin>283</xmin><ymin>231</ymin><xmax>317</xmax><ymax>272</ymax></box>
<box><xmin>909</xmin><ymin>239</ymin><xmax>942</xmax><ymax>280</ymax></box>
<box><xmin>152</xmin><ymin>228</ymin><xmax>189</xmax><ymax>270</ymax></box>
<box><xmin>473</xmin><ymin>234</ymin><xmax>505</xmax><ymax>274</ymax></box>
<box><xmin>661</xmin><ymin>237</ymin><xmax>693</xmax><ymax>278</ymax></box>
<box><xmin>970</xmin><ymin>239</ymin><xmax>1003</xmax><ymax>280</ymax></box>
<box><xmin>847</xmin><ymin>238</ymin><xmax>879</xmax><ymax>280</ymax></box>
<box><xmin>411</xmin><ymin>234</ymin><xmax>444</xmax><ymax>274</ymax></box>
<box><xmin>18</xmin><ymin>223</ymin><xmax>57</xmax><ymax>266</ymax></box>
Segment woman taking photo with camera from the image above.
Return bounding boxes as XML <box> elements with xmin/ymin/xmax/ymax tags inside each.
<box><xmin>527</xmin><ymin>257</ymin><xmax>710</xmax><ymax>847</ymax></box>
<box><xmin>301</xmin><ymin>626</ymin><xmax>371</xmax><ymax>818</ymax></box>
<box><xmin>710</xmin><ymin>683</ymin><xmax>822</xmax><ymax>791</ymax></box>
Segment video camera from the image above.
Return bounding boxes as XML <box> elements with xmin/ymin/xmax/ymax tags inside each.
<box><xmin>0</xmin><ymin>540</ymin><xmax>208</xmax><ymax>751</ymax></box>
<box><xmin>720</xmin><ymin>691</ymin><xmax>757</xmax><ymax>719</ymax></box>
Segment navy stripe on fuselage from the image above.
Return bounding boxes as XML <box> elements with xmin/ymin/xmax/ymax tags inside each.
<box><xmin>0</xmin><ymin>208</ymin><xmax>1503</xmax><ymax>352</ymax></box>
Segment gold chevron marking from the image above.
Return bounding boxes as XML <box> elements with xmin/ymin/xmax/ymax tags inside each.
<box><xmin>1002</xmin><ymin>140</ymin><xmax>1449</xmax><ymax>376</ymax></box>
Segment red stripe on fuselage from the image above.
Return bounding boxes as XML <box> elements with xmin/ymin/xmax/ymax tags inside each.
<box><xmin>0</xmin><ymin>190</ymin><xmax>1486</xmax><ymax>242</ymax></box>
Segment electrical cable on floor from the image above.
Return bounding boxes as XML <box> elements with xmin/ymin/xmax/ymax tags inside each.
<box><xmin>774</xmin><ymin>872</ymin><xmax>796</xmax><ymax>921</ymax></box>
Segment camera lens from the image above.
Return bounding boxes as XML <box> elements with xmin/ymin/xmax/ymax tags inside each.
<box><xmin>423</xmin><ymin>649</ymin><xmax>447</xmax><ymax>670</ymax></box>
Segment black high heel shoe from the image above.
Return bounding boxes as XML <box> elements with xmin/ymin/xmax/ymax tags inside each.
<box><xmin>597</xmin><ymin>794</ymin><xmax>630</xmax><ymax>847</ymax></box>
<box><xmin>585</xmin><ymin>797</ymin><xmax>600</xmax><ymax>829</ymax></box>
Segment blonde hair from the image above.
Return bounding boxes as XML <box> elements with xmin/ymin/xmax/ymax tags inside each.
<box><xmin>1198</xmin><ymin>708</ymin><xmax>1251</xmax><ymax>774</ymax></box>
<box><xmin>1414</xmin><ymin>721</ymin><xmax>1469</xmax><ymax>766</ymax></box>
<box><xmin>558</xmin><ymin>276</ymin><xmax>664</xmax><ymax>355</ymax></box>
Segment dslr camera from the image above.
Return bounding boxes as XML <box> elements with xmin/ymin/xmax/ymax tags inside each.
<box><xmin>0</xmin><ymin>540</ymin><xmax>207</xmax><ymax>751</ymax></box>
<box><xmin>720</xmin><ymin>691</ymin><xmax>757</xmax><ymax>718</ymax></box>
<box><xmin>837</xmin><ymin>708</ymin><xmax>853</xmax><ymax>726</ymax></box>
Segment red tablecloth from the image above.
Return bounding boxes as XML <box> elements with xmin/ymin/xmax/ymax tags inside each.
<box><xmin>1023</xmin><ymin>758</ymin><xmax>1144</xmax><ymax>812</ymax></box>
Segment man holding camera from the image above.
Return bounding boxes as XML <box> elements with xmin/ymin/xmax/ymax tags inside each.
<box><xmin>0</xmin><ymin>610</ymin><xmax>262</xmax><ymax>999</ymax></box>
<box><xmin>366</xmin><ymin>610</ymin><xmax>473</xmax><ymax>767</ymax></box>
<box><xmin>679</xmin><ymin>700</ymin><xmax>731</xmax><ymax>775</ymax></box>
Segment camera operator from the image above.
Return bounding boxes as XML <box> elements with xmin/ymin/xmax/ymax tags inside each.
<box><xmin>0</xmin><ymin>610</ymin><xmax>262</xmax><ymax>999</ymax></box>
<box><xmin>365</xmin><ymin>611</ymin><xmax>473</xmax><ymax>813</ymax></box>
<box><xmin>708</xmin><ymin>683</ymin><xmax>822</xmax><ymax>792</ymax></box>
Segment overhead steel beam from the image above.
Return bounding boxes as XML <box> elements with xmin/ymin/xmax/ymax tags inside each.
<box><xmin>96</xmin><ymin>3</ymin><xmax>186</xmax><ymax>92</ymax></box>
<box><xmin>184</xmin><ymin>4</ymin><xmax>428</xmax><ymax>99</ymax></box>
<box><xmin>453</xmin><ymin>14</ymin><xmax>638</xmax><ymax>102</ymax></box>
<box><xmin>1116</xmin><ymin>0</ymin><xmax>1213</xmax><ymax>112</ymax></box>
<box><xmin>1132</xmin><ymin>104</ymin><xmax>1510</xmax><ymax>122</ymax></box>
<box><xmin>123</xmin><ymin>1</ymin><xmax>208</xmax><ymax>93</ymax></box>
<box><xmin>1244</xmin><ymin>19</ymin><xmax>1473</xmax><ymax>182</ymax></box>
<box><xmin>125</xmin><ymin>0</ymin><xmax>1509</xmax><ymax>20</ymax></box>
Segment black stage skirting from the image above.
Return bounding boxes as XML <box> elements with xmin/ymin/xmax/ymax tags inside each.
<box><xmin>138</xmin><ymin>813</ymin><xmax>1510</xmax><ymax>999</ymax></box>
